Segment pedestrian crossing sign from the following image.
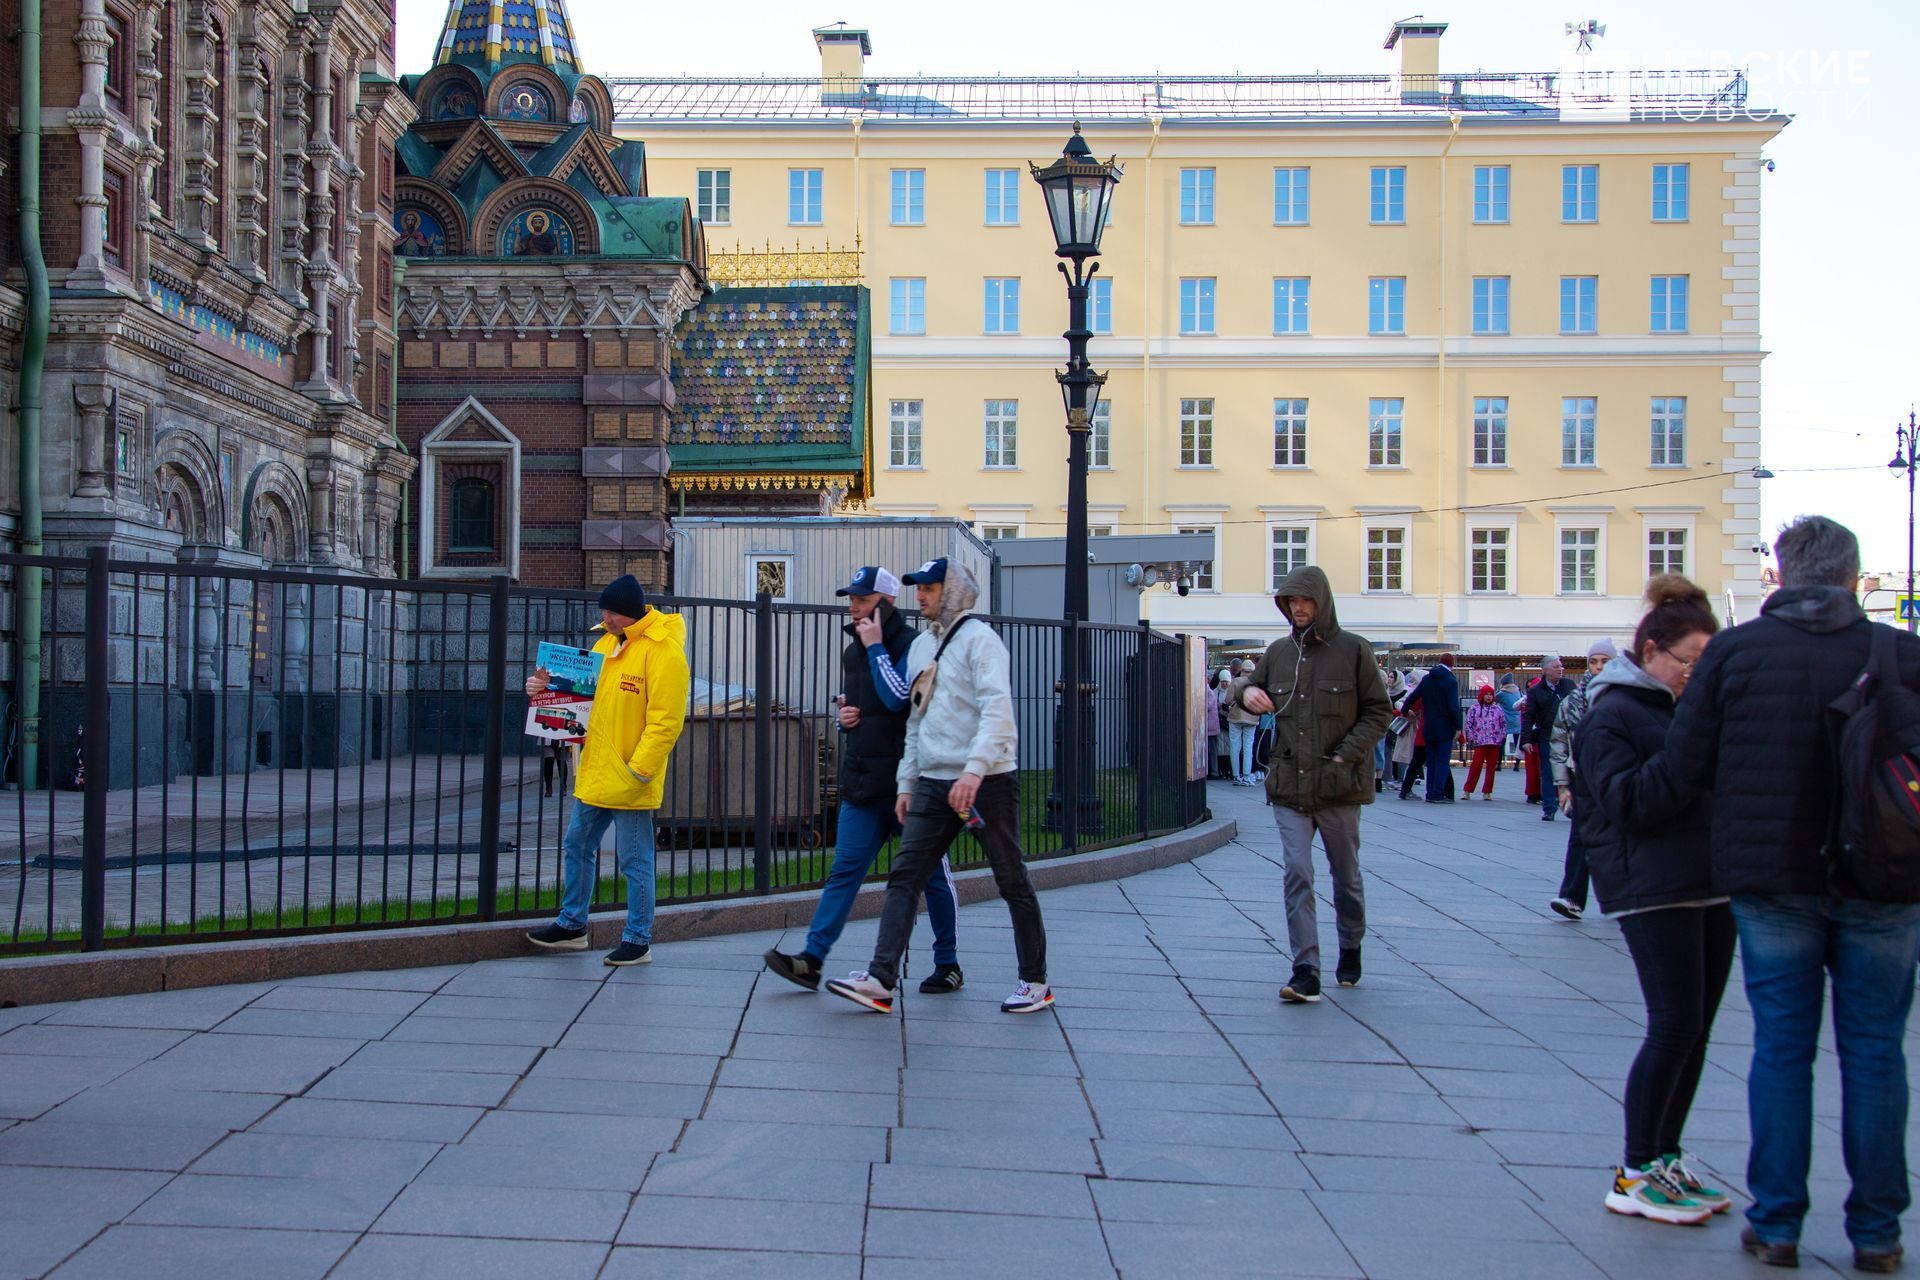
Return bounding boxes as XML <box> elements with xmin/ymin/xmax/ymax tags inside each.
<box><xmin>1900</xmin><ymin>598</ymin><xmax>1920</xmax><ymax>622</ymax></box>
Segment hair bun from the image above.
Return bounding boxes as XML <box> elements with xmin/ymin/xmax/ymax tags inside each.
<box><xmin>1645</xmin><ymin>574</ymin><xmax>1708</xmax><ymax>610</ymax></box>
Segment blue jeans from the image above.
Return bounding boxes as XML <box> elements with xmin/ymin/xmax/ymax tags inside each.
<box><xmin>1538</xmin><ymin>752</ymin><xmax>1558</xmax><ymax>816</ymax></box>
<box><xmin>1424</xmin><ymin>735</ymin><xmax>1453</xmax><ymax>800</ymax></box>
<box><xmin>555</xmin><ymin>801</ymin><xmax>656</xmax><ymax>946</ymax></box>
<box><xmin>805</xmin><ymin>800</ymin><xmax>958</xmax><ymax>966</ymax></box>
<box><xmin>1228</xmin><ymin>723</ymin><xmax>1256</xmax><ymax>778</ymax></box>
<box><xmin>1732</xmin><ymin>894</ymin><xmax>1920</xmax><ymax>1250</ymax></box>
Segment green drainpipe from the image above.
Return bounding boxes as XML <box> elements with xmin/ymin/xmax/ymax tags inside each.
<box><xmin>17</xmin><ymin>0</ymin><xmax>49</xmax><ymax>789</ymax></box>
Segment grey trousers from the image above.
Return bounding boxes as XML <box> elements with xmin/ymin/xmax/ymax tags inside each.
<box><xmin>1272</xmin><ymin>804</ymin><xmax>1365</xmax><ymax>974</ymax></box>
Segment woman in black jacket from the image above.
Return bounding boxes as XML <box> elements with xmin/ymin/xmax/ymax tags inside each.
<box><xmin>1573</xmin><ymin>576</ymin><xmax>1731</xmax><ymax>1228</ymax></box>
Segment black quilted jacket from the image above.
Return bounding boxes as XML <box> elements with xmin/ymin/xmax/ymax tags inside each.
<box><xmin>1666</xmin><ymin>587</ymin><xmax>1920</xmax><ymax>898</ymax></box>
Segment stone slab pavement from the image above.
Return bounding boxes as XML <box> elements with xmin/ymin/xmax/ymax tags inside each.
<box><xmin>2</xmin><ymin>778</ymin><xmax>1915</xmax><ymax>1278</ymax></box>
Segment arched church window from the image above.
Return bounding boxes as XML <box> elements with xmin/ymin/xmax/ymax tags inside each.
<box><xmin>499</xmin><ymin>81</ymin><xmax>552</xmax><ymax>122</ymax></box>
<box><xmin>449</xmin><ymin>478</ymin><xmax>495</xmax><ymax>553</ymax></box>
<box><xmin>431</xmin><ymin>81</ymin><xmax>479</xmax><ymax>120</ymax></box>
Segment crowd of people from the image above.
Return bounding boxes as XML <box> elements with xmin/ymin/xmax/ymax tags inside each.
<box><xmin>518</xmin><ymin>513</ymin><xmax>1917</xmax><ymax>1271</ymax></box>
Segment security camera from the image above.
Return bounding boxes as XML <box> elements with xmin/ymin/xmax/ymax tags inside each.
<box><xmin>1176</xmin><ymin>579</ymin><xmax>1192</xmax><ymax>598</ymax></box>
<box><xmin>1763</xmin><ymin>159</ymin><xmax>1776</xmax><ymax>173</ymax></box>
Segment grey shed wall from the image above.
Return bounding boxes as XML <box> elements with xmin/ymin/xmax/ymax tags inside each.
<box><xmin>668</xmin><ymin>518</ymin><xmax>996</xmax><ymax>610</ymax></box>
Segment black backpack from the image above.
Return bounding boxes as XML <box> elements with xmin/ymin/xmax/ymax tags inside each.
<box><xmin>1825</xmin><ymin>624</ymin><xmax>1920</xmax><ymax>902</ymax></box>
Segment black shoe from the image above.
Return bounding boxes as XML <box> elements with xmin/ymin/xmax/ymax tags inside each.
<box><xmin>603</xmin><ymin>941</ymin><xmax>652</xmax><ymax>967</ymax></box>
<box><xmin>764</xmin><ymin>949</ymin><xmax>823</xmax><ymax>991</ymax></box>
<box><xmin>526</xmin><ymin>923</ymin><xmax>588</xmax><ymax>951</ymax></box>
<box><xmin>1855</xmin><ymin>1245</ymin><xmax>1904</xmax><ymax>1274</ymax></box>
<box><xmin>1280</xmin><ymin>965</ymin><xmax>1321</xmax><ymax>1004</ymax></box>
<box><xmin>918</xmin><ymin>964</ymin><xmax>965</xmax><ymax>994</ymax></box>
<box><xmin>1740</xmin><ymin>1227</ymin><xmax>1800</xmax><ymax>1268</ymax></box>
<box><xmin>1336</xmin><ymin>948</ymin><xmax>1362</xmax><ymax>988</ymax></box>
<box><xmin>1541</xmin><ymin>812</ymin><xmax>1556</xmax><ymax>822</ymax></box>
<box><xmin>1375</xmin><ymin>779</ymin><xmax>1384</xmax><ymax>793</ymax></box>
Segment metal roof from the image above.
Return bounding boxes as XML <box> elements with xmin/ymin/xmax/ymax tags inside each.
<box><xmin>606</xmin><ymin>69</ymin><xmax>1758</xmax><ymax>125</ymax></box>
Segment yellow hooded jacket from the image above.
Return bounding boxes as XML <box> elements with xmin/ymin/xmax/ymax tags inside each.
<box><xmin>573</xmin><ymin>608</ymin><xmax>690</xmax><ymax>811</ymax></box>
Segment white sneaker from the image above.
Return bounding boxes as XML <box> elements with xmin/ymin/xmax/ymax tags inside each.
<box><xmin>824</xmin><ymin>970</ymin><xmax>896</xmax><ymax>1014</ymax></box>
<box><xmin>1000</xmin><ymin>981</ymin><xmax>1054</xmax><ymax>1014</ymax></box>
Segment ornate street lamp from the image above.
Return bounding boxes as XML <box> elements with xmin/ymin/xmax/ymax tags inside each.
<box><xmin>1891</xmin><ymin>412</ymin><xmax>1917</xmax><ymax>633</ymax></box>
<box><xmin>1031</xmin><ymin>125</ymin><xmax>1121</xmax><ymax>841</ymax></box>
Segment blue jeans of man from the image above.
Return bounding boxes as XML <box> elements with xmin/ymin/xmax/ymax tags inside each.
<box><xmin>805</xmin><ymin>800</ymin><xmax>958</xmax><ymax>966</ymax></box>
<box><xmin>1228</xmin><ymin>722</ymin><xmax>1257</xmax><ymax>779</ymax></box>
<box><xmin>554</xmin><ymin>800</ymin><xmax>656</xmax><ymax>946</ymax></box>
<box><xmin>1423</xmin><ymin>733</ymin><xmax>1453</xmax><ymax>800</ymax></box>
<box><xmin>1732</xmin><ymin>893</ymin><xmax>1920</xmax><ymax>1251</ymax></box>
<box><xmin>1537</xmin><ymin>752</ymin><xmax>1558</xmax><ymax>816</ymax></box>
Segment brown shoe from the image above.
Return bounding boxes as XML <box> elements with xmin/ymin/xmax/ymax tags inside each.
<box><xmin>1741</xmin><ymin>1227</ymin><xmax>1799</xmax><ymax>1268</ymax></box>
<box><xmin>1855</xmin><ymin>1244</ymin><xmax>1904</xmax><ymax>1274</ymax></box>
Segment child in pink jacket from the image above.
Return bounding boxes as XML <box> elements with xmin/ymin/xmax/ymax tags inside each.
<box><xmin>1462</xmin><ymin>685</ymin><xmax>1508</xmax><ymax>799</ymax></box>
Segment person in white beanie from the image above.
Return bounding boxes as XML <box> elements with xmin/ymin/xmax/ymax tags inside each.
<box><xmin>1547</xmin><ymin>636</ymin><xmax>1618</xmax><ymax>919</ymax></box>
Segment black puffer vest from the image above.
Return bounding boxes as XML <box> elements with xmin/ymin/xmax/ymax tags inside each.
<box><xmin>838</xmin><ymin>604</ymin><xmax>916</xmax><ymax>806</ymax></box>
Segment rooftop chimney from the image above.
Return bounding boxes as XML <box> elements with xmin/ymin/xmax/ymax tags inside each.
<box><xmin>1384</xmin><ymin>15</ymin><xmax>1447</xmax><ymax>82</ymax></box>
<box><xmin>813</xmin><ymin>24</ymin><xmax>871</xmax><ymax>99</ymax></box>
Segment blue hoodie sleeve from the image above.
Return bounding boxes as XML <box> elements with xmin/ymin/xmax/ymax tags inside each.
<box><xmin>867</xmin><ymin>643</ymin><xmax>911</xmax><ymax>712</ymax></box>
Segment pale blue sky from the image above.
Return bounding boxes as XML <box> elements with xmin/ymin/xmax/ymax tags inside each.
<box><xmin>398</xmin><ymin>0</ymin><xmax>1916</xmax><ymax>574</ymax></box>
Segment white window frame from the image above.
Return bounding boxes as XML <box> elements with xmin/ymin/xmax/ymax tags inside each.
<box><xmin>979</xmin><ymin>525</ymin><xmax>1021</xmax><ymax>542</ymax></box>
<box><xmin>983</xmin><ymin>277</ymin><xmax>1020</xmax><ymax>335</ymax></box>
<box><xmin>1368</xmin><ymin>397</ymin><xmax>1404</xmax><ymax>468</ymax></box>
<box><xmin>1273</xmin><ymin>166</ymin><xmax>1310</xmax><ymax>226</ymax></box>
<box><xmin>1089</xmin><ymin>401</ymin><xmax>1112</xmax><ymax>469</ymax></box>
<box><xmin>1273</xmin><ymin>398</ymin><xmax>1308</xmax><ymax>469</ymax></box>
<box><xmin>983</xmin><ymin>399</ymin><xmax>1018</xmax><ymax>469</ymax></box>
<box><xmin>788</xmin><ymin>168</ymin><xmax>822</xmax><ymax>226</ymax></box>
<box><xmin>1471</xmin><ymin>395</ymin><xmax>1509</xmax><ymax>468</ymax></box>
<box><xmin>1652</xmin><ymin>163</ymin><xmax>1690</xmax><ymax>222</ymax></box>
<box><xmin>1464</xmin><ymin>512</ymin><xmax>1519</xmax><ymax>596</ymax></box>
<box><xmin>1554</xmin><ymin>518</ymin><xmax>1607</xmax><ymax>596</ymax></box>
<box><xmin>887</xmin><ymin>399</ymin><xmax>923</xmax><ymax>469</ymax></box>
<box><xmin>1179</xmin><ymin>168</ymin><xmax>1215</xmax><ymax>225</ymax></box>
<box><xmin>747</xmin><ymin>552</ymin><xmax>795</xmax><ymax>603</ymax></box>
<box><xmin>888</xmin><ymin>277</ymin><xmax>925</xmax><ymax>336</ymax></box>
<box><xmin>1368</xmin><ymin>277</ymin><xmax>1406</xmax><ymax>335</ymax></box>
<box><xmin>1363</xmin><ymin>522</ymin><xmax>1411</xmax><ymax>595</ymax></box>
<box><xmin>1179</xmin><ymin>278</ymin><xmax>1216</xmax><ymax>335</ymax></box>
<box><xmin>696</xmin><ymin>168</ymin><xmax>731</xmax><ymax>225</ymax></box>
<box><xmin>1267</xmin><ymin>524</ymin><xmax>1313</xmax><ymax>592</ymax></box>
<box><xmin>1647</xmin><ymin>526</ymin><xmax>1690</xmax><ymax>578</ymax></box>
<box><xmin>1272</xmin><ymin>277</ymin><xmax>1309</xmax><ymax>335</ymax></box>
<box><xmin>1172</xmin><ymin>521</ymin><xmax>1221</xmax><ymax>592</ymax></box>
<box><xmin>970</xmin><ymin>504</ymin><xmax>1031</xmax><ymax>541</ymax></box>
<box><xmin>1178</xmin><ymin>397</ymin><xmax>1215</xmax><ymax>468</ymax></box>
<box><xmin>890</xmin><ymin>168</ymin><xmax>925</xmax><ymax>226</ymax></box>
<box><xmin>1562</xmin><ymin>395</ymin><xmax>1598</xmax><ymax>468</ymax></box>
<box><xmin>1090</xmin><ymin>276</ymin><xmax>1113</xmax><ymax>335</ymax></box>
<box><xmin>1560</xmin><ymin>276</ymin><xmax>1598</xmax><ymax>334</ymax></box>
<box><xmin>1370</xmin><ymin>165</ymin><xmax>1406</xmax><ymax>225</ymax></box>
<box><xmin>1472</xmin><ymin>164</ymin><xmax>1509</xmax><ymax>224</ymax></box>
<box><xmin>983</xmin><ymin>167</ymin><xmax>1020</xmax><ymax>226</ymax></box>
<box><xmin>1650</xmin><ymin>274</ymin><xmax>1690</xmax><ymax>334</ymax></box>
<box><xmin>1562</xmin><ymin>163</ymin><xmax>1598</xmax><ymax>223</ymax></box>
<box><xmin>1650</xmin><ymin>396</ymin><xmax>1687</xmax><ymax>468</ymax></box>
<box><xmin>1472</xmin><ymin>276</ymin><xmax>1509</xmax><ymax>335</ymax></box>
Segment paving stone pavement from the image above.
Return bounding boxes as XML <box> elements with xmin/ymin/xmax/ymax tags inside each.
<box><xmin>3</xmin><ymin>778</ymin><xmax>1916</xmax><ymax>1278</ymax></box>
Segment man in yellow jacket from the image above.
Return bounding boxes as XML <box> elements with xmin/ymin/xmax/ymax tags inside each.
<box><xmin>524</xmin><ymin>574</ymin><xmax>689</xmax><ymax>965</ymax></box>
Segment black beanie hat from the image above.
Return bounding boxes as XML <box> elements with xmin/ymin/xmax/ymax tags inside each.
<box><xmin>597</xmin><ymin>574</ymin><xmax>646</xmax><ymax>620</ymax></box>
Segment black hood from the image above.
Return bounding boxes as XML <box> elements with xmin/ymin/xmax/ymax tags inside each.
<box><xmin>1274</xmin><ymin>565</ymin><xmax>1339</xmax><ymax>643</ymax></box>
<box><xmin>1761</xmin><ymin>585</ymin><xmax>1866</xmax><ymax>635</ymax></box>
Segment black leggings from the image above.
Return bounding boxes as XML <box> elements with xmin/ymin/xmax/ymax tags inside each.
<box><xmin>1617</xmin><ymin>904</ymin><xmax>1738</xmax><ymax>1168</ymax></box>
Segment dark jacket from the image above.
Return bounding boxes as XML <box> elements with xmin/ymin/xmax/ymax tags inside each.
<box><xmin>1667</xmin><ymin>587</ymin><xmax>1920</xmax><ymax>898</ymax></box>
<box><xmin>1522</xmin><ymin>677</ymin><xmax>1574</xmax><ymax>749</ymax></box>
<box><xmin>1405</xmin><ymin>662</ymin><xmax>1463</xmax><ymax>743</ymax></box>
<box><xmin>1573</xmin><ymin>657</ymin><xmax>1713</xmax><ymax>916</ymax></box>
<box><xmin>1242</xmin><ymin>566</ymin><xmax>1392</xmax><ymax>813</ymax></box>
<box><xmin>838</xmin><ymin>603</ymin><xmax>916</xmax><ymax>806</ymax></box>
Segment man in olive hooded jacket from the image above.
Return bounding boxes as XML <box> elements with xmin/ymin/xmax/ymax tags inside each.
<box><xmin>1239</xmin><ymin>566</ymin><xmax>1392</xmax><ymax>1003</ymax></box>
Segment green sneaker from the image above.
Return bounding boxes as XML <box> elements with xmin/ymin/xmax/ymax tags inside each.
<box><xmin>1661</xmin><ymin>1152</ymin><xmax>1732</xmax><ymax>1214</ymax></box>
<box><xmin>1604</xmin><ymin>1163</ymin><xmax>1713</xmax><ymax>1226</ymax></box>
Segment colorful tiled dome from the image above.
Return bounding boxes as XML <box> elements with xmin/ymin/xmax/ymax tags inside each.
<box><xmin>435</xmin><ymin>0</ymin><xmax>581</xmax><ymax>76</ymax></box>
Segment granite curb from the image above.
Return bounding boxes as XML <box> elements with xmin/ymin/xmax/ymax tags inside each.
<box><xmin>0</xmin><ymin>815</ymin><xmax>1234</xmax><ymax>1007</ymax></box>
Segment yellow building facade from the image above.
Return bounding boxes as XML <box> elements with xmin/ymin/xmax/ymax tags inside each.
<box><xmin>613</xmin><ymin>21</ymin><xmax>1787</xmax><ymax>652</ymax></box>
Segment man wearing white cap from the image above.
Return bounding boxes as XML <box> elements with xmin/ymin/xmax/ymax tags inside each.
<box><xmin>765</xmin><ymin>566</ymin><xmax>963</xmax><ymax>993</ymax></box>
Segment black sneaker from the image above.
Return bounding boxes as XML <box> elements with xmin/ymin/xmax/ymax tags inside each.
<box><xmin>918</xmin><ymin>964</ymin><xmax>965</xmax><ymax>994</ymax></box>
<box><xmin>1336</xmin><ymin>948</ymin><xmax>1362</xmax><ymax>988</ymax></box>
<box><xmin>603</xmin><ymin>941</ymin><xmax>651</xmax><ymax>967</ymax></box>
<box><xmin>526</xmin><ymin>923</ymin><xmax>588</xmax><ymax>951</ymax></box>
<box><xmin>1740</xmin><ymin>1227</ymin><xmax>1799</xmax><ymax>1268</ymax></box>
<box><xmin>764</xmin><ymin>949</ymin><xmax>824</xmax><ymax>991</ymax></box>
<box><xmin>1280</xmin><ymin>965</ymin><xmax>1321</xmax><ymax>1004</ymax></box>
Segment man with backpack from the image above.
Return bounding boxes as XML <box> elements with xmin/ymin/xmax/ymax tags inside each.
<box><xmin>1666</xmin><ymin>516</ymin><xmax>1920</xmax><ymax>1273</ymax></box>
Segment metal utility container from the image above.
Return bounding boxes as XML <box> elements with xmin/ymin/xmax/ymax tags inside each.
<box><xmin>667</xmin><ymin>517</ymin><xmax>994</xmax><ymax>612</ymax></box>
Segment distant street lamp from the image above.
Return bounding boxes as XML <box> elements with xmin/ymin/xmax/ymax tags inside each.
<box><xmin>1889</xmin><ymin>410</ymin><xmax>1917</xmax><ymax>633</ymax></box>
<box><xmin>1030</xmin><ymin>125</ymin><xmax>1121</xmax><ymax>841</ymax></box>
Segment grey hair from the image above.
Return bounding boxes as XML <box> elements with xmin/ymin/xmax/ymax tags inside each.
<box><xmin>1774</xmin><ymin>515</ymin><xmax>1861</xmax><ymax>589</ymax></box>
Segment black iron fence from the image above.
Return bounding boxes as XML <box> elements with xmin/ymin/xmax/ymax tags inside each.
<box><xmin>0</xmin><ymin>549</ymin><xmax>1206</xmax><ymax>954</ymax></box>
